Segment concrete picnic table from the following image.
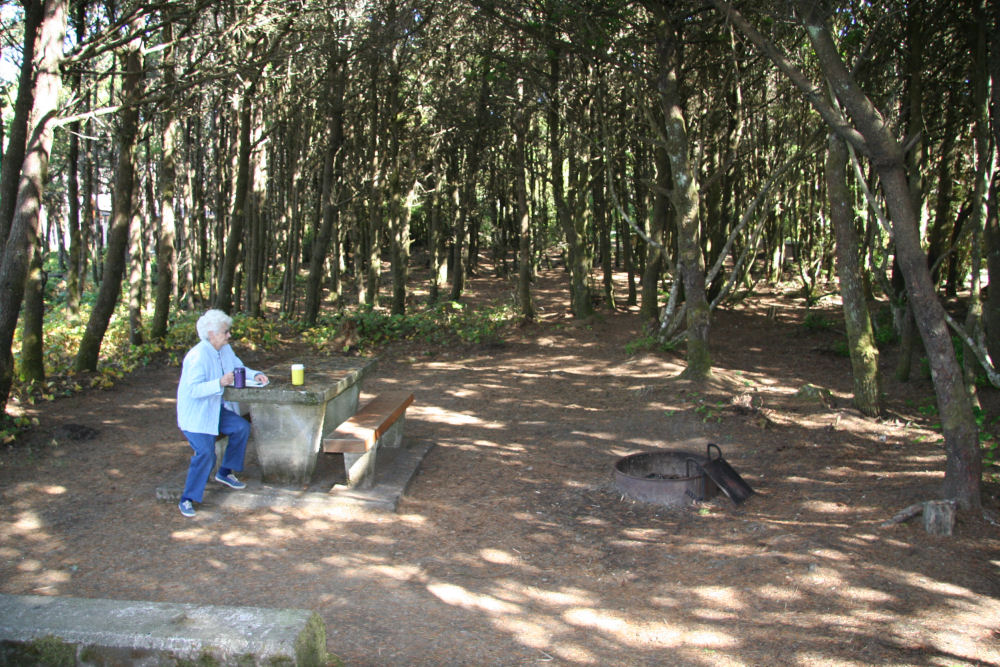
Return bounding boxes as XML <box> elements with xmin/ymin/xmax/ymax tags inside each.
<box><xmin>223</xmin><ymin>357</ymin><xmax>377</xmax><ymax>486</ymax></box>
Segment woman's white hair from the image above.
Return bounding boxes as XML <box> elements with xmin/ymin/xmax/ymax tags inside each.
<box><xmin>196</xmin><ymin>309</ymin><xmax>233</xmax><ymax>342</ymax></box>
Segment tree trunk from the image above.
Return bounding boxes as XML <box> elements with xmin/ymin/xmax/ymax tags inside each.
<box><xmin>630</xmin><ymin>134</ymin><xmax>649</xmax><ymax>308</ymax></box>
<box><xmin>390</xmin><ymin>167</ymin><xmax>415</xmax><ymax>316</ymax></box>
<box><xmin>640</xmin><ymin>145</ymin><xmax>669</xmax><ymax>324</ymax></box>
<box><xmin>151</xmin><ymin>16</ymin><xmax>177</xmax><ymax>340</ymax></box>
<box><xmin>961</xmin><ymin>0</ymin><xmax>991</xmax><ymax>407</ymax></box>
<box><xmin>594</xmin><ymin>138</ymin><xmax>614</xmax><ymax>311</ymax></box>
<box><xmin>0</xmin><ymin>0</ymin><xmax>43</xmax><ymax>247</ymax></box>
<box><xmin>548</xmin><ymin>49</ymin><xmax>593</xmax><ymax>318</ymax></box>
<box><xmin>827</xmin><ymin>134</ymin><xmax>881</xmax><ymax>416</ymax></box>
<box><xmin>65</xmin><ymin>2</ymin><xmax>86</xmax><ymax>316</ymax></box>
<box><xmin>127</xmin><ymin>187</ymin><xmax>144</xmax><ymax>346</ymax></box>
<box><xmin>75</xmin><ymin>15</ymin><xmax>143</xmax><ymax>372</ymax></box>
<box><xmin>20</xmin><ymin>241</ymin><xmax>46</xmax><ymax>384</ymax></box>
<box><xmin>215</xmin><ymin>87</ymin><xmax>254</xmax><ymax>314</ymax></box>
<box><xmin>80</xmin><ymin>95</ymin><xmax>96</xmax><ymax>292</ymax></box>
<box><xmin>0</xmin><ymin>0</ymin><xmax>67</xmax><ymax>412</ymax></box>
<box><xmin>304</xmin><ymin>62</ymin><xmax>346</xmax><ymax>325</ymax></box>
<box><xmin>985</xmin><ymin>0</ymin><xmax>1000</xmax><ymax>368</ymax></box>
<box><xmin>514</xmin><ymin>79</ymin><xmax>535</xmax><ymax>321</ymax></box>
<box><xmin>427</xmin><ymin>165</ymin><xmax>447</xmax><ymax>304</ymax></box>
<box><xmin>655</xmin><ymin>14</ymin><xmax>710</xmax><ymax>379</ymax></box>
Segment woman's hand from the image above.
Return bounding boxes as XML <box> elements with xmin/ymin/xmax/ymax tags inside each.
<box><xmin>220</xmin><ymin>371</ymin><xmax>235</xmax><ymax>387</ymax></box>
<box><xmin>254</xmin><ymin>373</ymin><xmax>269</xmax><ymax>386</ymax></box>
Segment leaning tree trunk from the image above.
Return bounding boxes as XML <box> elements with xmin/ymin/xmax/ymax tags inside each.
<box><xmin>0</xmin><ymin>0</ymin><xmax>43</xmax><ymax>247</ymax></box>
<box><xmin>714</xmin><ymin>0</ymin><xmax>982</xmax><ymax>508</ymax></box>
<box><xmin>827</xmin><ymin>134</ymin><xmax>881</xmax><ymax>416</ymax></box>
<box><xmin>799</xmin><ymin>3</ymin><xmax>981</xmax><ymax>508</ymax></box>
<box><xmin>0</xmin><ymin>0</ymin><xmax>67</xmax><ymax>413</ymax></box>
<box><xmin>75</xmin><ymin>16</ymin><xmax>144</xmax><ymax>372</ymax></box>
<box><xmin>0</xmin><ymin>0</ymin><xmax>68</xmax><ymax>417</ymax></box>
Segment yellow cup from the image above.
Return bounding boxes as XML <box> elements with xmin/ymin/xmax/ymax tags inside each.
<box><xmin>291</xmin><ymin>363</ymin><xmax>304</xmax><ymax>386</ymax></box>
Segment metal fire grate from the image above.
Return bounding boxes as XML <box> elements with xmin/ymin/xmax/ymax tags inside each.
<box><xmin>614</xmin><ymin>444</ymin><xmax>755</xmax><ymax>507</ymax></box>
<box><xmin>613</xmin><ymin>449</ymin><xmax>715</xmax><ymax>507</ymax></box>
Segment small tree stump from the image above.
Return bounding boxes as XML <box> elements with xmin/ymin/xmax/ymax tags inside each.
<box><xmin>880</xmin><ymin>499</ymin><xmax>957</xmax><ymax>535</ymax></box>
<box><xmin>922</xmin><ymin>500</ymin><xmax>956</xmax><ymax>536</ymax></box>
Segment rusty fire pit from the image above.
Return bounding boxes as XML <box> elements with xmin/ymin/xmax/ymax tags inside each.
<box><xmin>614</xmin><ymin>449</ymin><xmax>716</xmax><ymax>507</ymax></box>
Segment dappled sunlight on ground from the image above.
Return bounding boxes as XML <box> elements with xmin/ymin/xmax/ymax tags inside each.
<box><xmin>1</xmin><ymin>268</ymin><xmax>998</xmax><ymax>665</ymax></box>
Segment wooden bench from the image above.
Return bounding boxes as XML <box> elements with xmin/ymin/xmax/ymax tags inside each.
<box><xmin>322</xmin><ymin>391</ymin><xmax>414</xmax><ymax>489</ymax></box>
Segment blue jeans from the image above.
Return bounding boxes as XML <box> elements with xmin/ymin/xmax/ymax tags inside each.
<box><xmin>180</xmin><ymin>407</ymin><xmax>250</xmax><ymax>503</ymax></box>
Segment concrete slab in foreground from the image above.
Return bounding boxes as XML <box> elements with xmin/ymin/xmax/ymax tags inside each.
<box><xmin>0</xmin><ymin>594</ymin><xmax>327</xmax><ymax>666</ymax></box>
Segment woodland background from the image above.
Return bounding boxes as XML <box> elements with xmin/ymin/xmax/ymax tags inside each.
<box><xmin>0</xmin><ymin>0</ymin><xmax>999</xmax><ymax>511</ymax></box>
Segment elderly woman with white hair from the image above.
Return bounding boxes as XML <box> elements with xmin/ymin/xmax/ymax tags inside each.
<box><xmin>176</xmin><ymin>309</ymin><xmax>269</xmax><ymax>518</ymax></box>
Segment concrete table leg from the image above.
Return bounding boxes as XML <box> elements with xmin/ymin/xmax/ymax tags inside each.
<box><xmin>323</xmin><ymin>384</ymin><xmax>361</xmax><ymax>434</ymax></box>
<box><xmin>250</xmin><ymin>403</ymin><xmax>325</xmax><ymax>486</ymax></box>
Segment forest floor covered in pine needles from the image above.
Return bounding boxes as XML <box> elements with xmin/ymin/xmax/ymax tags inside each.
<box><xmin>2</xmin><ymin>257</ymin><xmax>1000</xmax><ymax>666</ymax></box>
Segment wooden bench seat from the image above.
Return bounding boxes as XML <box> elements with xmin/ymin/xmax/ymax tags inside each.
<box><xmin>322</xmin><ymin>391</ymin><xmax>414</xmax><ymax>489</ymax></box>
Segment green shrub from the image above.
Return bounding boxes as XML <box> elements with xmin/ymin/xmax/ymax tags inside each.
<box><xmin>873</xmin><ymin>307</ymin><xmax>898</xmax><ymax>346</ymax></box>
<box><xmin>802</xmin><ymin>311</ymin><xmax>834</xmax><ymax>331</ymax></box>
<box><xmin>624</xmin><ymin>333</ymin><xmax>677</xmax><ymax>356</ymax></box>
<box><xmin>304</xmin><ymin>300</ymin><xmax>515</xmax><ymax>353</ymax></box>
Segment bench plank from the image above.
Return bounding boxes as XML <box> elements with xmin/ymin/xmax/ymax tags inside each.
<box><xmin>323</xmin><ymin>391</ymin><xmax>414</xmax><ymax>454</ymax></box>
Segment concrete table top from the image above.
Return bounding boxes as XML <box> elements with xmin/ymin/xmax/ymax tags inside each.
<box><xmin>224</xmin><ymin>356</ymin><xmax>377</xmax><ymax>405</ymax></box>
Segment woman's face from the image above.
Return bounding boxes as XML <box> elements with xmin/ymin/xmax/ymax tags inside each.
<box><xmin>207</xmin><ymin>326</ymin><xmax>231</xmax><ymax>350</ymax></box>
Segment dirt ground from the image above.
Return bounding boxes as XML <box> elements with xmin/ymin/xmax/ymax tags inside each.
<box><xmin>2</xmin><ymin>261</ymin><xmax>1000</xmax><ymax>667</ymax></box>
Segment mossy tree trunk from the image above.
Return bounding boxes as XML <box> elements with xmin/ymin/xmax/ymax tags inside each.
<box><xmin>656</xmin><ymin>12</ymin><xmax>711</xmax><ymax>379</ymax></box>
<box><xmin>20</xmin><ymin>242</ymin><xmax>45</xmax><ymax>383</ymax></box>
<box><xmin>716</xmin><ymin>0</ymin><xmax>982</xmax><ymax>507</ymax></box>
<box><xmin>827</xmin><ymin>134</ymin><xmax>881</xmax><ymax>416</ymax></box>
<box><xmin>800</xmin><ymin>1</ymin><xmax>981</xmax><ymax>508</ymax></box>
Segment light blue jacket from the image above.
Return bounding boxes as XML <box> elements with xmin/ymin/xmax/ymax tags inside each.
<box><xmin>176</xmin><ymin>340</ymin><xmax>262</xmax><ymax>435</ymax></box>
